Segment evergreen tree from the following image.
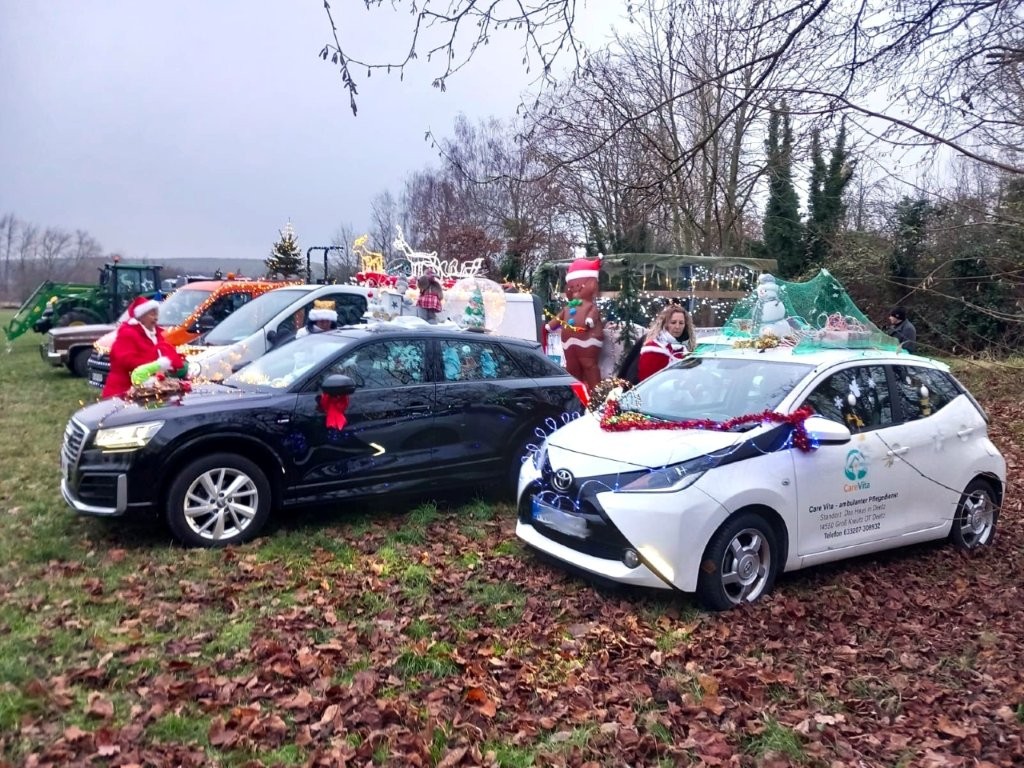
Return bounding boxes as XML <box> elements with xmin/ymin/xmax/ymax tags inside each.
<box><xmin>804</xmin><ymin>123</ymin><xmax>854</xmax><ymax>267</ymax></box>
<box><xmin>889</xmin><ymin>197</ymin><xmax>932</xmax><ymax>302</ymax></box>
<box><xmin>266</xmin><ymin>221</ymin><xmax>305</xmax><ymax>278</ymax></box>
<box><xmin>463</xmin><ymin>284</ymin><xmax>486</xmax><ymax>329</ymax></box>
<box><xmin>762</xmin><ymin>101</ymin><xmax>803</xmax><ymax>277</ymax></box>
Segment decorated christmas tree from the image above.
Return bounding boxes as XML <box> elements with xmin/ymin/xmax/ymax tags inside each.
<box><xmin>463</xmin><ymin>284</ymin><xmax>486</xmax><ymax>329</ymax></box>
<box><xmin>265</xmin><ymin>221</ymin><xmax>304</xmax><ymax>279</ymax></box>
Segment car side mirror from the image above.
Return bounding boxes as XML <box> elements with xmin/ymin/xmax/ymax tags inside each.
<box><xmin>804</xmin><ymin>415</ymin><xmax>852</xmax><ymax>445</ymax></box>
<box><xmin>321</xmin><ymin>374</ymin><xmax>358</xmax><ymax>397</ymax></box>
<box><xmin>266</xmin><ymin>329</ymin><xmax>277</xmax><ymax>344</ymax></box>
<box><xmin>198</xmin><ymin>314</ymin><xmax>217</xmax><ymax>332</ymax></box>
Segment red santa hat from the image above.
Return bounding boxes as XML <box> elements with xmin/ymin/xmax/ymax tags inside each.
<box><xmin>566</xmin><ymin>255</ymin><xmax>602</xmax><ymax>282</ymax></box>
<box><xmin>127</xmin><ymin>295</ymin><xmax>161</xmax><ymax>324</ymax></box>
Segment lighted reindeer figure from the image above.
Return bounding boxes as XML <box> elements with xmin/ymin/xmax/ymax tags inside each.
<box><xmin>352</xmin><ymin>235</ymin><xmax>385</xmax><ymax>274</ymax></box>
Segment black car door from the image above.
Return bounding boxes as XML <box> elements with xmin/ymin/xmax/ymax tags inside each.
<box><xmin>432</xmin><ymin>337</ymin><xmax>543</xmax><ymax>480</ymax></box>
<box><xmin>285</xmin><ymin>337</ymin><xmax>436</xmax><ymax>502</ymax></box>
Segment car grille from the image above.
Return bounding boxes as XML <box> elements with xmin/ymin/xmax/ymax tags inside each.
<box><xmin>62</xmin><ymin>419</ymin><xmax>88</xmax><ymax>472</ymax></box>
<box><xmin>78</xmin><ymin>474</ymin><xmax>119</xmax><ymax>506</ymax></box>
<box><xmin>521</xmin><ymin>466</ymin><xmax>636</xmax><ymax>561</ymax></box>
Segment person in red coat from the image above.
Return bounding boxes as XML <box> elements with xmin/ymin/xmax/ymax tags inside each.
<box><xmin>636</xmin><ymin>305</ymin><xmax>697</xmax><ymax>383</ymax></box>
<box><xmin>102</xmin><ymin>296</ymin><xmax>187</xmax><ymax>398</ymax></box>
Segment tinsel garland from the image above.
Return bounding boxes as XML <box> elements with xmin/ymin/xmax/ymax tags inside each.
<box><xmin>733</xmin><ymin>334</ymin><xmax>782</xmax><ymax>350</ymax></box>
<box><xmin>599</xmin><ymin>400</ymin><xmax>815</xmax><ymax>452</ymax></box>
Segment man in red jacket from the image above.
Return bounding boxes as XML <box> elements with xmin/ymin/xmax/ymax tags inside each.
<box><xmin>102</xmin><ymin>296</ymin><xmax>187</xmax><ymax>399</ymax></box>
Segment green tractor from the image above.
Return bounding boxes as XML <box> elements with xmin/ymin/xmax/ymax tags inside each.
<box><xmin>3</xmin><ymin>263</ymin><xmax>163</xmax><ymax>341</ymax></box>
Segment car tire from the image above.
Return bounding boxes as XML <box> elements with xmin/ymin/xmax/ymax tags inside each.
<box><xmin>68</xmin><ymin>349</ymin><xmax>90</xmax><ymax>378</ymax></box>
<box><xmin>506</xmin><ymin>432</ymin><xmax>540</xmax><ymax>500</ymax></box>
<box><xmin>166</xmin><ymin>453</ymin><xmax>271</xmax><ymax>548</ymax></box>
<box><xmin>57</xmin><ymin>310</ymin><xmax>99</xmax><ymax>327</ymax></box>
<box><xmin>950</xmin><ymin>479</ymin><xmax>998</xmax><ymax>550</ymax></box>
<box><xmin>696</xmin><ymin>512</ymin><xmax>780</xmax><ymax>611</ymax></box>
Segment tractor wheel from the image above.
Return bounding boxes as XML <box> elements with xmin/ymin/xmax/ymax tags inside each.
<box><xmin>57</xmin><ymin>310</ymin><xmax>99</xmax><ymax>327</ymax></box>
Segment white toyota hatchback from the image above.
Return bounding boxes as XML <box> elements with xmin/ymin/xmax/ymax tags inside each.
<box><xmin>516</xmin><ymin>347</ymin><xmax>1005</xmax><ymax>610</ymax></box>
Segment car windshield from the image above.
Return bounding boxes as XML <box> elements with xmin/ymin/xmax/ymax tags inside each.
<box><xmin>617</xmin><ymin>356</ymin><xmax>814</xmax><ymax>423</ymax></box>
<box><xmin>157</xmin><ymin>288</ymin><xmax>213</xmax><ymax>328</ymax></box>
<box><xmin>204</xmin><ymin>288</ymin><xmax>308</xmax><ymax>345</ymax></box>
<box><xmin>226</xmin><ymin>333</ymin><xmax>349</xmax><ymax>390</ymax></box>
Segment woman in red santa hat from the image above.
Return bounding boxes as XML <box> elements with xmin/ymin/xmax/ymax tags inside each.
<box><xmin>102</xmin><ymin>296</ymin><xmax>187</xmax><ymax>399</ymax></box>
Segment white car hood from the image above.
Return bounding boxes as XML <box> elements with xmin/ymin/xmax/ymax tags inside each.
<box><xmin>545</xmin><ymin>411</ymin><xmax>745</xmax><ymax>476</ymax></box>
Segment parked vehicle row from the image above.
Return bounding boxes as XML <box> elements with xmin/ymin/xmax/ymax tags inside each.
<box><xmin>46</xmin><ymin>281</ymin><xmax>1005</xmax><ymax>612</ymax></box>
<box><xmin>83</xmin><ymin>278</ymin><xmax>285</xmax><ymax>387</ymax></box>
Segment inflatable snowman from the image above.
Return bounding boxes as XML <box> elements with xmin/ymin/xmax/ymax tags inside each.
<box><xmin>753</xmin><ymin>274</ymin><xmax>793</xmax><ymax>338</ymax></box>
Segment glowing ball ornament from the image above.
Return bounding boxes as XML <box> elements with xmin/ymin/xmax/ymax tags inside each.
<box><xmin>444</xmin><ymin>277</ymin><xmax>507</xmax><ymax>333</ymax></box>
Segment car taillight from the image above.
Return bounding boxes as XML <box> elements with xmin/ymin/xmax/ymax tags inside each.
<box><xmin>570</xmin><ymin>381</ymin><xmax>589</xmax><ymax>408</ymax></box>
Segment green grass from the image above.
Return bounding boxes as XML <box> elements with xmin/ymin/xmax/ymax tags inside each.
<box><xmin>2</xmin><ymin>309</ymin><xmax>1023</xmax><ymax>766</ymax></box>
<box><xmin>394</xmin><ymin>641</ymin><xmax>459</xmax><ymax>679</ymax></box>
<box><xmin>743</xmin><ymin>715</ymin><xmax>806</xmax><ymax>763</ymax></box>
<box><xmin>465</xmin><ymin>580</ymin><xmax>526</xmax><ymax>627</ymax></box>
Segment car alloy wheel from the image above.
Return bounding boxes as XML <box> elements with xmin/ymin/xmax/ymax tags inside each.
<box><xmin>951</xmin><ymin>479</ymin><xmax>998</xmax><ymax>550</ymax></box>
<box><xmin>167</xmin><ymin>453</ymin><xmax>271</xmax><ymax>547</ymax></box>
<box><xmin>697</xmin><ymin>512</ymin><xmax>780</xmax><ymax>611</ymax></box>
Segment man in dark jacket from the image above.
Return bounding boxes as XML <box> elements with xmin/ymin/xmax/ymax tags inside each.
<box><xmin>887</xmin><ymin>307</ymin><xmax>917</xmax><ymax>353</ymax></box>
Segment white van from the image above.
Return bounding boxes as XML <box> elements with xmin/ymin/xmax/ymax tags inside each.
<box><xmin>465</xmin><ymin>292</ymin><xmax>542</xmax><ymax>343</ymax></box>
<box><xmin>188</xmin><ymin>284</ymin><xmax>369</xmax><ymax>381</ymax></box>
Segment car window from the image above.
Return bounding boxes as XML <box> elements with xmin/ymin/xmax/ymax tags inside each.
<box><xmin>617</xmin><ymin>357</ymin><xmax>812</xmax><ymax>422</ymax></box>
<box><xmin>505</xmin><ymin>345</ymin><xmax>564</xmax><ymax>378</ymax></box>
<box><xmin>802</xmin><ymin>365</ymin><xmax>893</xmax><ymax>433</ymax></box>
<box><xmin>205</xmin><ymin>288</ymin><xmax>310</xmax><ymax>344</ymax></box>
<box><xmin>157</xmin><ymin>287</ymin><xmax>214</xmax><ymax>327</ymax></box>
<box><xmin>206</xmin><ymin>292</ymin><xmax>250</xmax><ymax>323</ymax></box>
<box><xmin>440</xmin><ymin>339</ymin><xmax>519</xmax><ymax>382</ymax></box>
<box><xmin>328</xmin><ymin>339</ymin><xmax>428</xmax><ymax>389</ymax></box>
<box><xmin>893</xmin><ymin>365</ymin><xmax>959</xmax><ymax>420</ymax></box>
<box><xmin>229</xmin><ymin>334</ymin><xmax>349</xmax><ymax>390</ymax></box>
<box><xmin>322</xmin><ymin>293</ymin><xmax>367</xmax><ymax>325</ymax></box>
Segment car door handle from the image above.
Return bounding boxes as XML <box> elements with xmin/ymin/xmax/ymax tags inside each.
<box><xmin>886</xmin><ymin>446</ymin><xmax>909</xmax><ymax>457</ymax></box>
<box><xmin>957</xmin><ymin>427</ymin><xmax>974</xmax><ymax>439</ymax></box>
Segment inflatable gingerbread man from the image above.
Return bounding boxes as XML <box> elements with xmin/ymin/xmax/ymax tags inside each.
<box><xmin>548</xmin><ymin>255</ymin><xmax>604</xmax><ymax>390</ymax></box>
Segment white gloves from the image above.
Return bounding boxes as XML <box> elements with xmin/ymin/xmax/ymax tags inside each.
<box><xmin>156</xmin><ymin>356</ymin><xmax>172</xmax><ymax>372</ymax></box>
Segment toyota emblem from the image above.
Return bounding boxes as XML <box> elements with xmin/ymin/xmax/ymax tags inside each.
<box><xmin>551</xmin><ymin>468</ymin><xmax>574</xmax><ymax>492</ymax></box>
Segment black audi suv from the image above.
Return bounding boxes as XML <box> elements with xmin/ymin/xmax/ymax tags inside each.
<box><xmin>61</xmin><ymin>322</ymin><xmax>585</xmax><ymax>547</ymax></box>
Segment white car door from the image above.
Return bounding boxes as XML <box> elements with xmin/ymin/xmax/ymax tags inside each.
<box><xmin>887</xmin><ymin>364</ymin><xmax>980</xmax><ymax>532</ymax></box>
<box><xmin>795</xmin><ymin>364</ymin><xmax>920</xmax><ymax>557</ymax></box>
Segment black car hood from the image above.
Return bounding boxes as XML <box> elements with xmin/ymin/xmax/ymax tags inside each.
<box><xmin>71</xmin><ymin>384</ymin><xmax>285</xmax><ymax>430</ymax></box>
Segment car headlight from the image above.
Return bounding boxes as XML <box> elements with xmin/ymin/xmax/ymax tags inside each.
<box><xmin>93</xmin><ymin>421</ymin><xmax>164</xmax><ymax>451</ymax></box>
<box><xmin>620</xmin><ymin>456</ymin><xmax>712</xmax><ymax>493</ymax></box>
<box><xmin>532</xmin><ymin>441</ymin><xmax>548</xmax><ymax>470</ymax></box>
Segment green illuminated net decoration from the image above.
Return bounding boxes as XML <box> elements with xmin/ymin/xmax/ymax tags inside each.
<box><xmin>722</xmin><ymin>269</ymin><xmax>898</xmax><ymax>353</ymax></box>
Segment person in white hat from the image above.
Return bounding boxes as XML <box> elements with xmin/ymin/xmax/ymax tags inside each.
<box><xmin>102</xmin><ymin>296</ymin><xmax>186</xmax><ymax>398</ymax></box>
<box><xmin>296</xmin><ymin>300</ymin><xmax>339</xmax><ymax>337</ymax></box>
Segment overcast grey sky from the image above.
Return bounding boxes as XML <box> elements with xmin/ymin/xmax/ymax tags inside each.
<box><xmin>1</xmin><ymin>1</ymin><xmax>611</xmax><ymax>266</ymax></box>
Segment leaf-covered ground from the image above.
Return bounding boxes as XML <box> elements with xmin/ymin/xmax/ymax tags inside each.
<box><xmin>1</xmin><ymin>326</ymin><xmax>1021</xmax><ymax>767</ymax></box>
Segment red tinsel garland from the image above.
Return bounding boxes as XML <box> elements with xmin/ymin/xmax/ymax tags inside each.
<box><xmin>599</xmin><ymin>400</ymin><xmax>815</xmax><ymax>452</ymax></box>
